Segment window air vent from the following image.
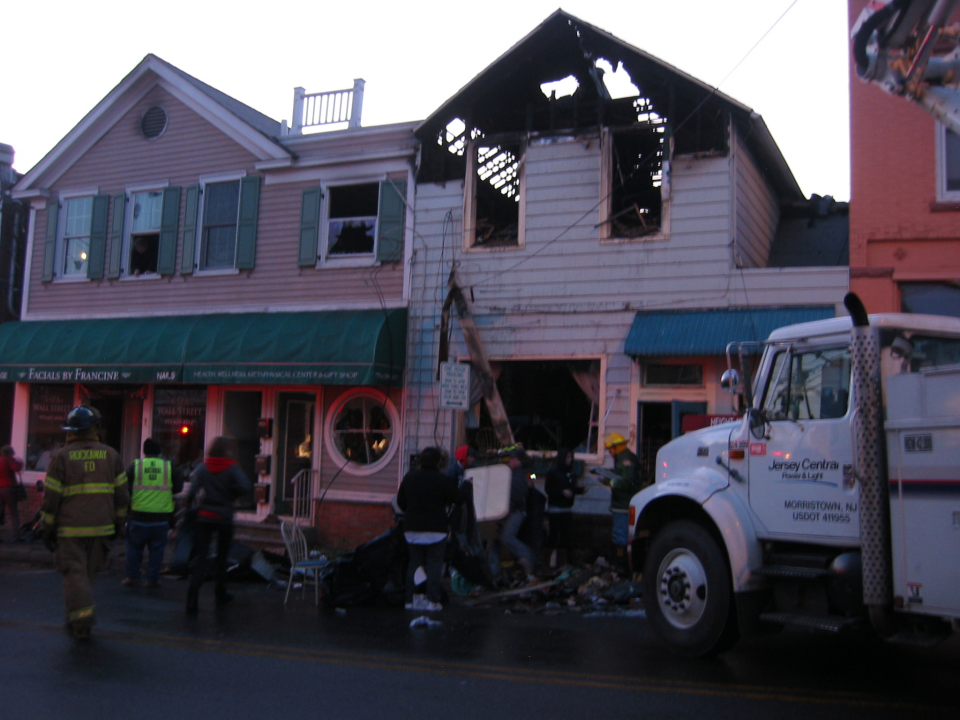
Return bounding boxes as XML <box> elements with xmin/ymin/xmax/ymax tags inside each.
<box><xmin>141</xmin><ymin>107</ymin><xmax>168</xmax><ymax>140</ymax></box>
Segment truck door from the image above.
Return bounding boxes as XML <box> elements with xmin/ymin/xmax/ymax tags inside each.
<box><xmin>748</xmin><ymin>345</ymin><xmax>860</xmax><ymax>540</ymax></box>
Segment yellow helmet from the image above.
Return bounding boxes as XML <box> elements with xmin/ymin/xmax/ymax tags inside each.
<box><xmin>605</xmin><ymin>432</ymin><xmax>627</xmax><ymax>449</ymax></box>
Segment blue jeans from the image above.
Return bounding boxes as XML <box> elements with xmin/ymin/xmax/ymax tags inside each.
<box><xmin>405</xmin><ymin>539</ymin><xmax>446</xmax><ymax>604</ymax></box>
<box><xmin>125</xmin><ymin>521</ymin><xmax>169</xmax><ymax>583</ymax></box>
<box><xmin>489</xmin><ymin>509</ymin><xmax>537</xmax><ymax>575</ymax></box>
<box><xmin>611</xmin><ymin>512</ymin><xmax>630</xmax><ymax>548</ymax></box>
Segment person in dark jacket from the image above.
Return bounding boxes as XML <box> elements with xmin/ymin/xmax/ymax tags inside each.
<box><xmin>396</xmin><ymin>446</ymin><xmax>465</xmax><ymax>611</ymax></box>
<box><xmin>488</xmin><ymin>446</ymin><xmax>540</xmax><ymax>580</ymax></box>
<box><xmin>185</xmin><ymin>437</ymin><xmax>252</xmax><ymax>614</ymax></box>
<box><xmin>544</xmin><ymin>447</ymin><xmax>584</xmax><ymax>568</ymax></box>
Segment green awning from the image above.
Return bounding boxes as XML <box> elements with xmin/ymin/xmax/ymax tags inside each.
<box><xmin>0</xmin><ymin>309</ymin><xmax>406</xmax><ymax>386</ymax></box>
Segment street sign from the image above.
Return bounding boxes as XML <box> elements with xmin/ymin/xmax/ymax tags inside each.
<box><xmin>439</xmin><ymin>362</ymin><xmax>471</xmax><ymax>410</ymax></box>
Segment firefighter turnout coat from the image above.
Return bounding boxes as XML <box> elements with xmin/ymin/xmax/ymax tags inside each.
<box><xmin>41</xmin><ymin>439</ymin><xmax>128</xmax><ymax>538</ymax></box>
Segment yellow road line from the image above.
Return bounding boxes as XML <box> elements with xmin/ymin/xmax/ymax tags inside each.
<box><xmin>0</xmin><ymin>618</ymin><xmax>938</xmax><ymax>711</ymax></box>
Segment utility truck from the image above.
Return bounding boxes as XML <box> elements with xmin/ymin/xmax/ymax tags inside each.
<box><xmin>629</xmin><ymin>295</ymin><xmax>960</xmax><ymax>655</ymax></box>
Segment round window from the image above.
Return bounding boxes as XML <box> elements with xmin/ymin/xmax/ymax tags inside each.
<box><xmin>141</xmin><ymin>107</ymin><xmax>168</xmax><ymax>140</ymax></box>
<box><xmin>325</xmin><ymin>389</ymin><xmax>398</xmax><ymax>475</ymax></box>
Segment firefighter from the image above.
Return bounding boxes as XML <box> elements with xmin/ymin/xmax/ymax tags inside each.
<box><xmin>40</xmin><ymin>406</ymin><xmax>128</xmax><ymax>640</ymax></box>
<box><xmin>600</xmin><ymin>432</ymin><xmax>644</xmax><ymax>574</ymax></box>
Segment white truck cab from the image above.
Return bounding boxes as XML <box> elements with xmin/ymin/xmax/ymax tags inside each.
<box><xmin>630</xmin><ymin>300</ymin><xmax>960</xmax><ymax>655</ymax></box>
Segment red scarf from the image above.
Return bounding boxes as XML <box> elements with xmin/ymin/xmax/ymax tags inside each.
<box><xmin>204</xmin><ymin>457</ymin><xmax>236</xmax><ymax>474</ymax></box>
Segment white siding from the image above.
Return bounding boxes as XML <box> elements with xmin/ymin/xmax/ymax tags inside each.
<box><xmin>733</xmin><ymin>130</ymin><xmax>780</xmax><ymax>269</ymax></box>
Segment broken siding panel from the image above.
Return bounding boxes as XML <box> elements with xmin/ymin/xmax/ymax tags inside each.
<box><xmin>734</xmin><ymin>137</ymin><xmax>778</xmax><ymax>269</ymax></box>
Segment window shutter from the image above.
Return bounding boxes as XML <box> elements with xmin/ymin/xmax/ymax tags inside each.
<box><xmin>181</xmin><ymin>185</ymin><xmax>199</xmax><ymax>275</ymax></box>
<box><xmin>235</xmin><ymin>176</ymin><xmax>261</xmax><ymax>270</ymax></box>
<box><xmin>107</xmin><ymin>193</ymin><xmax>126</xmax><ymax>279</ymax></box>
<box><xmin>86</xmin><ymin>194</ymin><xmax>110</xmax><ymax>280</ymax></box>
<box><xmin>376</xmin><ymin>179</ymin><xmax>406</xmax><ymax>263</ymax></box>
<box><xmin>298</xmin><ymin>187</ymin><xmax>322</xmax><ymax>267</ymax></box>
<box><xmin>157</xmin><ymin>186</ymin><xmax>181</xmax><ymax>275</ymax></box>
<box><xmin>42</xmin><ymin>201</ymin><xmax>60</xmax><ymax>282</ymax></box>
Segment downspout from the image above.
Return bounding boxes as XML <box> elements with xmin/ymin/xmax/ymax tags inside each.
<box><xmin>844</xmin><ymin>292</ymin><xmax>896</xmax><ymax>636</ymax></box>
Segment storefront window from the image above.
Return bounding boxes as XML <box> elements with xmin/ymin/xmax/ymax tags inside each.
<box><xmin>152</xmin><ymin>387</ymin><xmax>206</xmax><ymax>479</ymax></box>
<box><xmin>26</xmin><ymin>384</ymin><xmax>74</xmax><ymax>471</ymax></box>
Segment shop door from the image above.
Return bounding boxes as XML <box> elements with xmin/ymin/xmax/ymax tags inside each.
<box><xmin>638</xmin><ymin>402</ymin><xmax>671</xmax><ymax>486</ymax></box>
<box><xmin>86</xmin><ymin>386</ymin><xmax>144</xmax><ymax>467</ymax></box>
<box><xmin>276</xmin><ymin>392</ymin><xmax>316</xmax><ymax>517</ymax></box>
<box><xmin>222</xmin><ymin>391</ymin><xmax>262</xmax><ymax>488</ymax></box>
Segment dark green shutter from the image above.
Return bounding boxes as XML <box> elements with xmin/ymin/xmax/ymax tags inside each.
<box><xmin>107</xmin><ymin>193</ymin><xmax>126</xmax><ymax>279</ymax></box>
<box><xmin>86</xmin><ymin>194</ymin><xmax>110</xmax><ymax>280</ymax></box>
<box><xmin>42</xmin><ymin>201</ymin><xmax>60</xmax><ymax>282</ymax></box>
<box><xmin>235</xmin><ymin>176</ymin><xmax>261</xmax><ymax>270</ymax></box>
<box><xmin>298</xmin><ymin>187</ymin><xmax>322</xmax><ymax>267</ymax></box>
<box><xmin>157</xmin><ymin>186</ymin><xmax>181</xmax><ymax>275</ymax></box>
<box><xmin>181</xmin><ymin>185</ymin><xmax>199</xmax><ymax>275</ymax></box>
<box><xmin>376</xmin><ymin>179</ymin><xmax>406</xmax><ymax>263</ymax></box>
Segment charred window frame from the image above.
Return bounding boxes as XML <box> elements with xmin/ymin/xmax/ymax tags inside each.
<box><xmin>463</xmin><ymin>138</ymin><xmax>525</xmax><ymax>250</ymax></box>
<box><xmin>600</xmin><ymin>126</ymin><xmax>670</xmax><ymax>242</ymax></box>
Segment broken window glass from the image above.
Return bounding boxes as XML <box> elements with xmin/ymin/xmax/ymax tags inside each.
<box><xmin>606</xmin><ymin>127</ymin><xmax>666</xmax><ymax>239</ymax></box>
<box><xmin>470</xmin><ymin>141</ymin><xmax>522</xmax><ymax>248</ymax></box>
<box><xmin>327</xmin><ymin>183</ymin><xmax>379</xmax><ymax>256</ymax></box>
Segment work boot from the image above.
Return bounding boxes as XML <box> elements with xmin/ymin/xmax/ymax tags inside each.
<box><xmin>70</xmin><ymin>622</ymin><xmax>92</xmax><ymax>641</ymax></box>
<box><xmin>121</xmin><ymin>577</ymin><xmax>139</xmax><ymax>587</ymax></box>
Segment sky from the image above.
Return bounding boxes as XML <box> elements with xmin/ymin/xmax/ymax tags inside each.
<box><xmin>2</xmin><ymin>0</ymin><xmax>851</xmax><ymax>200</ymax></box>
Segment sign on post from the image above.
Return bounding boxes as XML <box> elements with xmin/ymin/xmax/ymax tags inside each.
<box><xmin>439</xmin><ymin>362</ymin><xmax>471</xmax><ymax>410</ymax></box>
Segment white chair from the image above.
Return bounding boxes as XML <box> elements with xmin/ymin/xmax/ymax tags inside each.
<box><xmin>280</xmin><ymin>520</ymin><xmax>327</xmax><ymax>605</ymax></box>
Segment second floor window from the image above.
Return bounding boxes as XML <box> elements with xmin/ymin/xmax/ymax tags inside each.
<box><xmin>463</xmin><ymin>139</ymin><xmax>524</xmax><ymax>249</ymax></box>
<box><xmin>937</xmin><ymin>123</ymin><xmax>960</xmax><ymax>202</ymax></box>
<box><xmin>200</xmin><ymin>180</ymin><xmax>241</xmax><ymax>270</ymax></box>
<box><xmin>327</xmin><ymin>183</ymin><xmax>379</xmax><ymax>257</ymax></box>
<box><xmin>61</xmin><ymin>197</ymin><xmax>93</xmax><ymax>277</ymax></box>
<box><xmin>128</xmin><ymin>191</ymin><xmax>162</xmax><ymax>275</ymax></box>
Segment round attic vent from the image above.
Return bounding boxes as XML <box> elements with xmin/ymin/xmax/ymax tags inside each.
<box><xmin>140</xmin><ymin>106</ymin><xmax>168</xmax><ymax>139</ymax></box>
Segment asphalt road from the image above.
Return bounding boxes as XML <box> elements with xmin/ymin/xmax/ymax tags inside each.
<box><xmin>1</xmin><ymin>565</ymin><xmax>958</xmax><ymax>719</ymax></box>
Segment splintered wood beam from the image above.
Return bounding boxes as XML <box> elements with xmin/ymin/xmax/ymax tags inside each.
<box><xmin>447</xmin><ymin>270</ymin><xmax>514</xmax><ymax>447</ymax></box>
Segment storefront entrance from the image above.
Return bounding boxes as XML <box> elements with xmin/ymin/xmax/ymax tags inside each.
<box><xmin>276</xmin><ymin>392</ymin><xmax>316</xmax><ymax>516</ymax></box>
<box><xmin>83</xmin><ymin>385</ymin><xmax>146</xmax><ymax>467</ymax></box>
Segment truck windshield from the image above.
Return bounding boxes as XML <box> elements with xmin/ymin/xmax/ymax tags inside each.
<box><xmin>762</xmin><ymin>347</ymin><xmax>851</xmax><ymax>421</ymax></box>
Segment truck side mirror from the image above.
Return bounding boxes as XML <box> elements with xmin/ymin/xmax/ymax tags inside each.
<box><xmin>720</xmin><ymin>368</ymin><xmax>741</xmax><ymax>394</ymax></box>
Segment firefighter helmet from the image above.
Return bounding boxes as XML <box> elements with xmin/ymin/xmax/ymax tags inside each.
<box><xmin>604</xmin><ymin>432</ymin><xmax>627</xmax><ymax>449</ymax></box>
<box><xmin>62</xmin><ymin>405</ymin><xmax>102</xmax><ymax>432</ymax></box>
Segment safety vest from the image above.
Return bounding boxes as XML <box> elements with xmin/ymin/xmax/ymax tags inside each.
<box><xmin>131</xmin><ymin>457</ymin><xmax>174</xmax><ymax>514</ymax></box>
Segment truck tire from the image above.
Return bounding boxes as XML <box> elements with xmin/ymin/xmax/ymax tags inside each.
<box><xmin>643</xmin><ymin>520</ymin><xmax>738</xmax><ymax>656</ymax></box>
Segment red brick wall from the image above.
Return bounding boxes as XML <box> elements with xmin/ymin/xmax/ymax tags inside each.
<box><xmin>314</xmin><ymin>500</ymin><xmax>395</xmax><ymax>548</ymax></box>
<box><xmin>848</xmin><ymin>0</ymin><xmax>960</xmax><ymax>312</ymax></box>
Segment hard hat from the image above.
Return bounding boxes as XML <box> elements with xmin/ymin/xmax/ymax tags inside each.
<box><xmin>62</xmin><ymin>405</ymin><xmax>102</xmax><ymax>432</ymax></box>
<box><xmin>604</xmin><ymin>432</ymin><xmax>627</xmax><ymax>449</ymax></box>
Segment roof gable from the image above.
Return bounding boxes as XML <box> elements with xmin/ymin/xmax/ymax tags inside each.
<box><xmin>416</xmin><ymin>10</ymin><xmax>801</xmax><ymax>200</ymax></box>
<box><xmin>15</xmin><ymin>54</ymin><xmax>289</xmax><ymax>193</ymax></box>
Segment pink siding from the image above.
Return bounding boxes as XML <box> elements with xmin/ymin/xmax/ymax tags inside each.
<box><xmin>27</xmin><ymin>84</ymin><xmax>403</xmax><ymax>318</ymax></box>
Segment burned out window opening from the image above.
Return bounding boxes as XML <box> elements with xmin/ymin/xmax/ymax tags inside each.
<box><xmin>470</xmin><ymin>360</ymin><xmax>601</xmax><ymax>454</ymax></box>
<box><xmin>601</xmin><ymin>122</ymin><xmax>670</xmax><ymax>241</ymax></box>
<box><xmin>326</xmin><ymin>183</ymin><xmax>379</xmax><ymax>257</ymax></box>
<box><xmin>464</xmin><ymin>139</ymin><xmax>524</xmax><ymax>249</ymax></box>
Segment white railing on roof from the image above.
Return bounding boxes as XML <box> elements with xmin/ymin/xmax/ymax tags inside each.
<box><xmin>289</xmin><ymin>79</ymin><xmax>365</xmax><ymax>134</ymax></box>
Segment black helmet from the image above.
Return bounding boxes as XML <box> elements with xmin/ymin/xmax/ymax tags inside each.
<box><xmin>62</xmin><ymin>405</ymin><xmax>102</xmax><ymax>432</ymax></box>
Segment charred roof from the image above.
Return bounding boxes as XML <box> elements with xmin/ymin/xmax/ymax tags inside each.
<box><xmin>416</xmin><ymin>10</ymin><xmax>802</xmax><ymax>201</ymax></box>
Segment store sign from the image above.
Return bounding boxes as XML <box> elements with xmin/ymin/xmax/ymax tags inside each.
<box><xmin>6</xmin><ymin>365</ymin><xmax>182</xmax><ymax>383</ymax></box>
<box><xmin>439</xmin><ymin>362</ymin><xmax>471</xmax><ymax>410</ymax></box>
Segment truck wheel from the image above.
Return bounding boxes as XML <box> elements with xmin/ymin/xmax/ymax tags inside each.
<box><xmin>643</xmin><ymin>520</ymin><xmax>738</xmax><ymax>656</ymax></box>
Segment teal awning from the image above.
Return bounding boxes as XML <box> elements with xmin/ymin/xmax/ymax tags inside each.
<box><xmin>0</xmin><ymin>309</ymin><xmax>406</xmax><ymax>385</ymax></box>
<box><xmin>625</xmin><ymin>306</ymin><xmax>836</xmax><ymax>357</ymax></box>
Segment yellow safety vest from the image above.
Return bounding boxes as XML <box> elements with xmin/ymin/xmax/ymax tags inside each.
<box><xmin>131</xmin><ymin>457</ymin><xmax>174</xmax><ymax>514</ymax></box>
